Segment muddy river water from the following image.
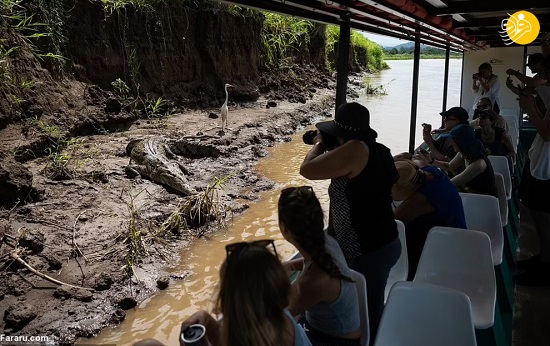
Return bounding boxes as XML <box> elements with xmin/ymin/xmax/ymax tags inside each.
<box><xmin>88</xmin><ymin>59</ymin><xmax>462</xmax><ymax>345</ymax></box>
<box><xmin>89</xmin><ymin>129</ymin><xmax>331</xmax><ymax>346</ymax></box>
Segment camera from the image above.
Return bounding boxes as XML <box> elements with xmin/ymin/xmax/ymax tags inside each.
<box><xmin>302</xmin><ymin>130</ymin><xmax>338</xmax><ymax>150</ymax></box>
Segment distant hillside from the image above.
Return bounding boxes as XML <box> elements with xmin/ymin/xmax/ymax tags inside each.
<box><xmin>383</xmin><ymin>42</ymin><xmax>462</xmax><ymax>59</ymax></box>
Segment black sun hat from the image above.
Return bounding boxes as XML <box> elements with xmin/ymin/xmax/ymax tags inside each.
<box><xmin>315</xmin><ymin>102</ymin><xmax>378</xmax><ymax>141</ymax></box>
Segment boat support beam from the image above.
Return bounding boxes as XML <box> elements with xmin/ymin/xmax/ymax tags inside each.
<box><xmin>335</xmin><ymin>12</ymin><xmax>351</xmax><ymax>111</ymax></box>
<box><xmin>408</xmin><ymin>34</ymin><xmax>421</xmax><ymax>153</ymax></box>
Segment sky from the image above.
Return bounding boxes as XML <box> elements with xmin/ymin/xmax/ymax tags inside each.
<box><xmin>361</xmin><ymin>32</ymin><xmax>410</xmax><ymax>48</ymax></box>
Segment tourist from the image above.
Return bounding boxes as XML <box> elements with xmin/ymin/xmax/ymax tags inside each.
<box><xmin>392</xmin><ymin>157</ymin><xmax>466</xmax><ymax>279</ymax></box>
<box><xmin>471</xmin><ymin>62</ymin><xmax>501</xmax><ymax>115</ymax></box>
<box><xmin>418</xmin><ymin>124</ymin><xmax>497</xmax><ymax>197</ymax></box>
<box><xmin>300</xmin><ymin>102</ymin><xmax>400</xmax><ymax>340</ymax></box>
<box><xmin>422</xmin><ymin>106</ymin><xmax>469</xmax><ymax>162</ymax></box>
<box><xmin>279</xmin><ymin>186</ymin><xmax>361</xmax><ymax>346</ymax></box>
<box><xmin>134</xmin><ymin>241</ymin><xmax>312</xmax><ymax>346</ymax></box>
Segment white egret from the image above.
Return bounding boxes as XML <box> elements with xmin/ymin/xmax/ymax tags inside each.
<box><xmin>221</xmin><ymin>83</ymin><xmax>234</xmax><ymax>131</ymax></box>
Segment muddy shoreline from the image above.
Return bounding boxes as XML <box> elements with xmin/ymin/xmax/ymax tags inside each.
<box><xmin>0</xmin><ymin>75</ymin><xmax>364</xmax><ymax>344</ymax></box>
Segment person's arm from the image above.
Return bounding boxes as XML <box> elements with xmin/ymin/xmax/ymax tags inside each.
<box><xmin>300</xmin><ymin>140</ymin><xmax>368</xmax><ymax>180</ymax></box>
<box><xmin>506</xmin><ymin>75</ymin><xmax>521</xmax><ymax>95</ymax></box>
<box><xmin>287</xmin><ymin>274</ymin><xmax>326</xmax><ymax>317</ymax></box>
<box><xmin>393</xmin><ymin>191</ymin><xmax>435</xmax><ymax>224</ymax></box>
<box><xmin>180</xmin><ymin>311</ymin><xmax>221</xmax><ymax>346</ymax></box>
<box><xmin>478</xmin><ymin>75</ymin><xmax>494</xmax><ymax>94</ymax></box>
<box><xmin>450</xmin><ymin>158</ymin><xmax>486</xmax><ymax>187</ymax></box>
<box><xmin>519</xmin><ymin>93</ymin><xmax>550</xmax><ymax>141</ymax></box>
<box><xmin>284</xmin><ymin>258</ymin><xmax>305</xmax><ymax>272</ymax></box>
<box><xmin>432</xmin><ymin>152</ymin><xmax>463</xmax><ymax>172</ymax></box>
<box><xmin>506</xmin><ymin>69</ymin><xmax>547</xmax><ymax>89</ymax></box>
<box><xmin>422</xmin><ymin>124</ymin><xmax>448</xmax><ymax>161</ymax></box>
<box><xmin>501</xmin><ymin>130</ymin><xmax>516</xmax><ymax>159</ymax></box>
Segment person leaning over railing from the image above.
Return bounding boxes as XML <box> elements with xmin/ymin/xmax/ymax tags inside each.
<box><xmin>391</xmin><ymin>155</ymin><xmax>466</xmax><ymax>280</ymax></box>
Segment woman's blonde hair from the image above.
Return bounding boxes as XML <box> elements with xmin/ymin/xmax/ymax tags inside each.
<box><xmin>217</xmin><ymin>244</ymin><xmax>291</xmax><ymax>346</ymax></box>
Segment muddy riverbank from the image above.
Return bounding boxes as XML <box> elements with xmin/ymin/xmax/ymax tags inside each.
<box><xmin>0</xmin><ymin>81</ymin><xmax>368</xmax><ymax>343</ymax></box>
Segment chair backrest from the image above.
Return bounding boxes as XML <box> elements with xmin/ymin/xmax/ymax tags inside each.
<box><xmin>493</xmin><ymin>173</ymin><xmax>508</xmax><ymax>227</ymax></box>
<box><xmin>501</xmin><ymin>114</ymin><xmax>519</xmax><ymax>148</ymax></box>
<box><xmin>459</xmin><ymin>192</ymin><xmax>503</xmax><ymax>265</ymax></box>
<box><xmin>414</xmin><ymin>227</ymin><xmax>496</xmax><ymax>329</ymax></box>
<box><xmin>384</xmin><ymin>220</ymin><xmax>408</xmax><ymax>302</ymax></box>
<box><xmin>350</xmin><ymin>269</ymin><xmax>369</xmax><ymax>346</ymax></box>
<box><xmin>488</xmin><ymin>155</ymin><xmax>512</xmax><ymax>200</ymax></box>
<box><xmin>374</xmin><ymin>281</ymin><xmax>477</xmax><ymax>346</ymax></box>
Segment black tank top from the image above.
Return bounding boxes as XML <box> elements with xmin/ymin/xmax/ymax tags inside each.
<box><xmin>465</xmin><ymin>156</ymin><xmax>498</xmax><ymax>197</ymax></box>
<box><xmin>328</xmin><ymin>141</ymin><xmax>399</xmax><ymax>260</ymax></box>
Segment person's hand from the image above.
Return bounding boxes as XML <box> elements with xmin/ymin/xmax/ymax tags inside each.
<box><xmin>180</xmin><ymin>311</ymin><xmax>215</xmax><ymax>346</ymax></box>
<box><xmin>422</xmin><ymin>123</ymin><xmax>433</xmax><ymax>142</ymax></box>
<box><xmin>414</xmin><ymin>148</ymin><xmax>432</xmax><ymax>165</ymax></box>
<box><xmin>518</xmin><ymin>93</ymin><xmax>537</xmax><ymax>111</ymax></box>
<box><xmin>506</xmin><ymin>75</ymin><xmax>514</xmax><ymax>87</ymax></box>
<box><xmin>506</xmin><ymin>69</ymin><xmax>517</xmax><ymax>76</ymax></box>
<box><xmin>472</xmin><ymin>73</ymin><xmax>479</xmax><ymax>80</ymax></box>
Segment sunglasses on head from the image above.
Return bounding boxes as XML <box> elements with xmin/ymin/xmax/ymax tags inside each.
<box><xmin>225</xmin><ymin>239</ymin><xmax>278</xmax><ymax>258</ymax></box>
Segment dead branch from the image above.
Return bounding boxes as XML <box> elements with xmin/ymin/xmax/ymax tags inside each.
<box><xmin>179</xmin><ymin>134</ymin><xmax>219</xmax><ymax>140</ymax></box>
<box><xmin>72</xmin><ymin>210</ymin><xmax>88</xmax><ymax>261</ymax></box>
<box><xmin>10</xmin><ymin>251</ymin><xmax>95</xmax><ymax>291</ymax></box>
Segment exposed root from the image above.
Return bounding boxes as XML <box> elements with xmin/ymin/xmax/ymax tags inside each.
<box><xmin>10</xmin><ymin>252</ymin><xmax>95</xmax><ymax>291</ymax></box>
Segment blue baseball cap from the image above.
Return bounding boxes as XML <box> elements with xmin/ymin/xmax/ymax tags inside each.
<box><xmin>440</xmin><ymin>124</ymin><xmax>486</xmax><ymax>157</ymax></box>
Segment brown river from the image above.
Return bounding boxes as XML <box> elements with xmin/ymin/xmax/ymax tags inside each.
<box><xmin>87</xmin><ymin>59</ymin><xmax>462</xmax><ymax>346</ymax></box>
<box><xmin>88</xmin><ymin>129</ymin><xmax>331</xmax><ymax>346</ymax></box>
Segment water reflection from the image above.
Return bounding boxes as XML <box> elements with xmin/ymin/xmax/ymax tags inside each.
<box><xmin>89</xmin><ymin>130</ymin><xmax>330</xmax><ymax>346</ymax></box>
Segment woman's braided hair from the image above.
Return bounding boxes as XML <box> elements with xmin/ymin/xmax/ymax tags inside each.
<box><xmin>278</xmin><ymin>186</ymin><xmax>352</xmax><ymax>282</ymax></box>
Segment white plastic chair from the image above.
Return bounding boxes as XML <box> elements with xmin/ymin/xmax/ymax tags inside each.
<box><xmin>488</xmin><ymin>155</ymin><xmax>512</xmax><ymax>200</ymax></box>
<box><xmin>374</xmin><ymin>281</ymin><xmax>477</xmax><ymax>346</ymax></box>
<box><xmin>350</xmin><ymin>269</ymin><xmax>370</xmax><ymax>346</ymax></box>
<box><xmin>414</xmin><ymin>227</ymin><xmax>496</xmax><ymax>330</ymax></box>
<box><xmin>384</xmin><ymin>220</ymin><xmax>408</xmax><ymax>302</ymax></box>
<box><xmin>459</xmin><ymin>192</ymin><xmax>504</xmax><ymax>265</ymax></box>
<box><xmin>494</xmin><ymin>173</ymin><xmax>508</xmax><ymax>227</ymax></box>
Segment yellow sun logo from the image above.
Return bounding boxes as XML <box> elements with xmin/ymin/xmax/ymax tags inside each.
<box><xmin>499</xmin><ymin>11</ymin><xmax>540</xmax><ymax>45</ymax></box>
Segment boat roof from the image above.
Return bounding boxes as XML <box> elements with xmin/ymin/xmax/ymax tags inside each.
<box><xmin>222</xmin><ymin>0</ymin><xmax>550</xmax><ymax>51</ymax></box>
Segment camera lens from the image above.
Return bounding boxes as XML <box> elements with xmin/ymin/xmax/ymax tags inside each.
<box><xmin>302</xmin><ymin>130</ymin><xmax>317</xmax><ymax>145</ymax></box>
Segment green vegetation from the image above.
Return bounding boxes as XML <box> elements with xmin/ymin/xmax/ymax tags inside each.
<box><xmin>326</xmin><ymin>25</ymin><xmax>389</xmax><ymax>72</ymax></box>
<box><xmin>261</xmin><ymin>12</ymin><xmax>313</xmax><ymax>66</ymax></box>
<box><xmin>383</xmin><ymin>45</ymin><xmax>462</xmax><ymax>60</ymax></box>
<box><xmin>156</xmin><ymin>175</ymin><xmax>231</xmax><ymax>237</ymax></box>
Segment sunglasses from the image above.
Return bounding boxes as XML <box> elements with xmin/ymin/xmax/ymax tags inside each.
<box><xmin>477</xmin><ymin>104</ymin><xmax>491</xmax><ymax>109</ymax></box>
<box><xmin>444</xmin><ymin>117</ymin><xmax>458</xmax><ymax>122</ymax></box>
<box><xmin>225</xmin><ymin>239</ymin><xmax>278</xmax><ymax>258</ymax></box>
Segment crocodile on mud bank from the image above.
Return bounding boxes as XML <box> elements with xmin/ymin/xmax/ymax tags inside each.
<box><xmin>124</xmin><ymin>137</ymin><xmax>221</xmax><ymax>196</ymax></box>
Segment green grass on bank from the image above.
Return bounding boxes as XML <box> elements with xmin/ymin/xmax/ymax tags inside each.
<box><xmin>326</xmin><ymin>26</ymin><xmax>389</xmax><ymax>72</ymax></box>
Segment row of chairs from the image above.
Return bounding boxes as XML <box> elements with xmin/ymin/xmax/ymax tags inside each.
<box><xmin>374</xmin><ymin>139</ymin><xmax>522</xmax><ymax>344</ymax></box>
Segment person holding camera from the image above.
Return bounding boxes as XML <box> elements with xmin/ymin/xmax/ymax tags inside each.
<box><xmin>471</xmin><ymin>62</ymin><xmax>501</xmax><ymax>115</ymax></box>
<box><xmin>300</xmin><ymin>102</ymin><xmax>400</xmax><ymax>342</ymax></box>
<box><xmin>422</xmin><ymin>106</ymin><xmax>469</xmax><ymax>163</ymax></box>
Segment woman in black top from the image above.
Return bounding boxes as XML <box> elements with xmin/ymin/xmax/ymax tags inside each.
<box><xmin>300</xmin><ymin>102</ymin><xmax>401</xmax><ymax>342</ymax></box>
<box><xmin>420</xmin><ymin>124</ymin><xmax>497</xmax><ymax>197</ymax></box>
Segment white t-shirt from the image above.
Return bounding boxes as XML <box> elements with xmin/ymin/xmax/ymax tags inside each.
<box><xmin>471</xmin><ymin>74</ymin><xmax>501</xmax><ymax>116</ymax></box>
